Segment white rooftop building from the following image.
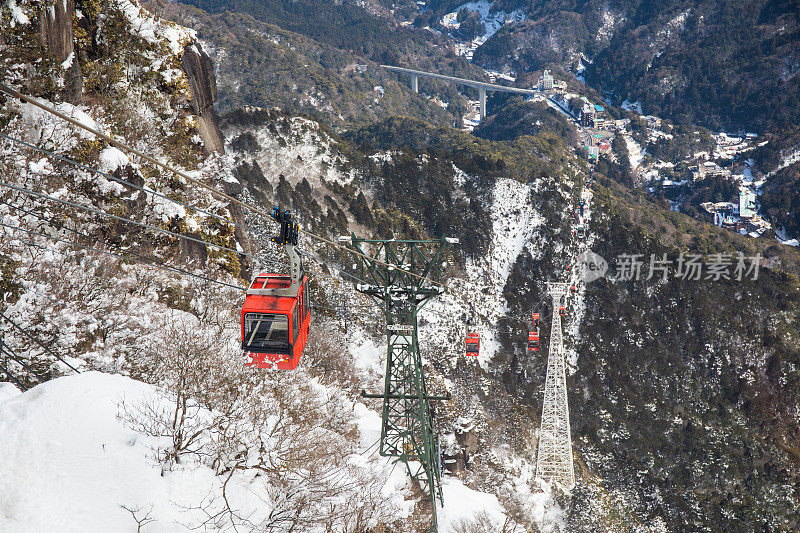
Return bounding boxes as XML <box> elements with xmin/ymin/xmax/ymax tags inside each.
<box><xmin>739</xmin><ymin>188</ymin><xmax>757</xmax><ymax>218</ymax></box>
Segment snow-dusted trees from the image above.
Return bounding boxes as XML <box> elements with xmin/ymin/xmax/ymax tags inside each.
<box><xmin>121</xmin><ymin>301</ymin><xmax>402</xmax><ymax>532</ymax></box>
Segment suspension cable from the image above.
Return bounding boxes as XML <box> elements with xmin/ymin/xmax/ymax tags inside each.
<box><xmin>0</xmin><ymin>83</ymin><xmax>460</xmax><ymax>294</ymax></box>
<box><xmin>0</xmin><ymin>131</ymin><xmax>258</xmax><ymax>234</ymax></box>
<box><xmin>0</xmin><ymin>181</ymin><xmax>264</xmax><ymax>261</ymax></box>
<box><xmin>0</xmin><ymin>221</ymin><xmax>246</xmax><ymax>291</ymax></box>
<box><xmin>0</xmin><ymin>344</ymin><xmax>47</xmax><ymax>383</ymax></box>
<box><xmin>0</xmin><ymin>360</ymin><xmax>28</xmax><ymax>390</ymax></box>
<box><xmin>0</xmin><ymin>312</ymin><xmax>81</xmax><ymax>374</ymax></box>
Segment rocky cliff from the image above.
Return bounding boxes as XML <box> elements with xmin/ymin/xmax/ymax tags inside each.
<box><xmin>37</xmin><ymin>0</ymin><xmax>82</xmax><ymax>101</ymax></box>
<box><xmin>181</xmin><ymin>41</ymin><xmax>225</xmax><ymax>155</ymax></box>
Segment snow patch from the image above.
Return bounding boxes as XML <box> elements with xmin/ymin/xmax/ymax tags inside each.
<box><xmin>0</xmin><ymin>372</ymin><xmax>262</xmax><ymax>532</ymax></box>
<box><xmin>0</xmin><ymin>382</ymin><xmax>21</xmax><ymax>402</ymax></box>
<box><xmin>60</xmin><ymin>51</ymin><xmax>74</xmax><ymax>70</ymax></box>
<box><xmin>437</xmin><ymin>477</ymin><xmax>507</xmax><ymax>531</ymax></box>
<box><xmin>7</xmin><ymin>0</ymin><xmax>30</xmax><ymax>26</ymax></box>
<box><xmin>97</xmin><ymin>147</ymin><xmax>131</xmax><ymax>173</ymax></box>
<box><xmin>621</xmin><ymin>99</ymin><xmax>642</xmax><ymax>114</ymax></box>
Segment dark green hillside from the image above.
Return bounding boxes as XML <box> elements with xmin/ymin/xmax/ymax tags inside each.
<box><xmin>570</xmin><ymin>181</ymin><xmax>800</xmax><ymax>529</ymax></box>
<box><xmin>170</xmin><ymin>0</ymin><xmax>487</xmax><ymax>86</ymax></box>
<box><xmin>588</xmin><ymin>0</ymin><xmax>800</xmax><ymax>132</ymax></box>
<box><xmin>761</xmin><ymin>163</ymin><xmax>800</xmax><ymax>241</ymax></box>
<box><xmin>428</xmin><ymin>0</ymin><xmax>800</xmax><ymax>134</ymax></box>
<box><xmin>473</xmin><ymin>98</ymin><xmax>579</xmax><ymax>144</ymax></box>
<box><xmin>497</xmin><ymin>176</ymin><xmax>800</xmax><ymax>529</ymax></box>
<box><xmin>155</xmin><ymin>3</ymin><xmax>471</xmax><ymax>128</ymax></box>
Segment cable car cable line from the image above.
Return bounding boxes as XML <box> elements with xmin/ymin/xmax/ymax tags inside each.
<box><xmin>0</xmin><ymin>360</ymin><xmax>28</xmax><ymax>391</ymax></box>
<box><xmin>0</xmin><ymin>209</ymin><xmax>235</xmax><ymax>308</ymax></box>
<box><xmin>0</xmin><ymin>312</ymin><xmax>81</xmax><ymax>374</ymax></box>
<box><xmin>0</xmin><ymin>131</ymin><xmax>260</xmax><ymax>235</ymax></box>
<box><xmin>0</xmin><ymin>83</ymin><xmax>462</xmax><ymax>295</ymax></box>
<box><xmin>0</xmin><ymin>344</ymin><xmax>47</xmax><ymax>384</ymax></box>
<box><xmin>0</xmin><ymin>181</ymin><xmax>273</xmax><ymax>263</ymax></box>
<box><xmin>0</xmin><ymin>202</ymin><xmax>369</xmax><ymax>315</ymax></box>
<box><xmin>0</xmin><ymin>221</ymin><xmax>246</xmax><ymax>291</ymax></box>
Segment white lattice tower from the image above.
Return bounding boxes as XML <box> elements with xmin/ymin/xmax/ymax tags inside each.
<box><xmin>535</xmin><ymin>282</ymin><xmax>575</xmax><ymax>491</ymax></box>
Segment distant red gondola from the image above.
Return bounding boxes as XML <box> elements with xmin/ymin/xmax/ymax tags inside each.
<box><xmin>559</xmin><ymin>305</ymin><xmax>566</xmax><ymax>317</ymax></box>
<box><xmin>528</xmin><ymin>330</ymin><xmax>539</xmax><ymax>351</ymax></box>
<box><xmin>465</xmin><ymin>331</ymin><xmax>480</xmax><ymax>357</ymax></box>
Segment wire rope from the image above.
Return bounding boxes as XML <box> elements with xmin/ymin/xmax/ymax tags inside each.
<box><xmin>0</xmin><ymin>83</ymin><xmax>462</xmax><ymax>294</ymax></box>
<box><xmin>0</xmin><ymin>312</ymin><xmax>81</xmax><ymax>373</ymax></box>
<box><xmin>0</xmin><ymin>221</ymin><xmax>246</xmax><ymax>291</ymax></box>
<box><xmin>0</xmin><ymin>181</ymin><xmax>264</xmax><ymax>261</ymax></box>
<box><xmin>0</xmin><ymin>131</ymin><xmax>258</xmax><ymax>234</ymax></box>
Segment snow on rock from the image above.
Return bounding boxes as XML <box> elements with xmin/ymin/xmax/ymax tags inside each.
<box><xmin>97</xmin><ymin>146</ymin><xmax>131</xmax><ymax>173</ymax></box>
<box><xmin>0</xmin><ymin>382</ymin><xmax>21</xmax><ymax>402</ymax></box>
<box><xmin>60</xmin><ymin>51</ymin><xmax>74</xmax><ymax>70</ymax></box>
<box><xmin>442</xmin><ymin>0</ymin><xmax>525</xmax><ymax>43</ymax></box>
<box><xmin>7</xmin><ymin>0</ymin><xmax>30</xmax><ymax>26</ymax></box>
<box><xmin>151</xmin><ymin>192</ymin><xmax>187</xmax><ymax>222</ymax></box>
<box><xmin>624</xmin><ymin>134</ymin><xmax>646</xmax><ymax>170</ymax></box>
<box><xmin>621</xmin><ymin>99</ymin><xmax>642</xmax><ymax>114</ymax></box>
<box><xmin>18</xmin><ymin>99</ymin><xmax>99</xmax><ymax>150</ymax></box>
<box><xmin>437</xmin><ymin>477</ymin><xmax>507</xmax><ymax>531</ymax></box>
<box><xmin>489</xmin><ymin>178</ymin><xmax>543</xmax><ymax>299</ymax></box>
<box><xmin>113</xmin><ymin>0</ymin><xmax>194</xmax><ymax>55</ymax></box>
<box><xmin>0</xmin><ymin>372</ymin><xmax>263</xmax><ymax>533</ymax></box>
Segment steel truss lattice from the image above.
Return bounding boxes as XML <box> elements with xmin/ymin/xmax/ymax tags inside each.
<box><xmin>342</xmin><ymin>236</ymin><xmax>451</xmax><ymax>530</ymax></box>
<box><xmin>535</xmin><ymin>282</ymin><xmax>575</xmax><ymax>491</ymax></box>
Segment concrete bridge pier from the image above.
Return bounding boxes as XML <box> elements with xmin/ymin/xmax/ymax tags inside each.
<box><xmin>479</xmin><ymin>88</ymin><xmax>486</xmax><ymax>121</ymax></box>
<box><xmin>411</xmin><ymin>74</ymin><xmax>418</xmax><ymax>93</ymax></box>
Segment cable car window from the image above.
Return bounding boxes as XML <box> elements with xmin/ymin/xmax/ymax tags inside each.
<box><xmin>293</xmin><ymin>304</ymin><xmax>299</xmax><ymax>341</ymax></box>
<box><xmin>304</xmin><ymin>288</ymin><xmax>310</xmax><ymax>318</ymax></box>
<box><xmin>243</xmin><ymin>313</ymin><xmax>289</xmax><ymax>352</ymax></box>
<box><xmin>466</xmin><ymin>342</ymin><xmax>479</xmax><ymax>354</ymax></box>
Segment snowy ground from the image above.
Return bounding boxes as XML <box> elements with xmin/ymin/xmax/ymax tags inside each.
<box><xmin>442</xmin><ymin>0</ymin><xmax>525</xmax><ymax>45</ymax></box>
<box><xmin>0</xmin><ymin>371</ymin><xmax>417</xmax><ymax>532</ymax></box>
<box><xmin>437</xmin><ymin>477</ymin><xmax>507</xmax><ymax>530</ymax></box>
<box><xmin>0</xmin><ymin>372</ymin><xmax>258</xmax><ymax>532</ymax></box>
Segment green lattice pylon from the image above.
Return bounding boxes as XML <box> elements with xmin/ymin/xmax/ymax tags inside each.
<box><xmin>342</xmin><ymin>236</ymin><xmax>452</xmax><ymax>530</ymax></box>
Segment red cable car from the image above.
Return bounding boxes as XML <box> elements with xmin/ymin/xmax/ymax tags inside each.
<box><xmin>242</xmin><ymin>273</ymin><xmax>310</xmax><ymax>369</ymax></box>
<box><xmin>559</xmin><ymin>305</ymin><xmax>566</xmax><ymax>317</ymax></box>
<box><xmin>528</xmin><ymin>329</ymin><xmax>539</xmax><ymax>351</ymax></box>
<box><xmin>465</xmin><ymin>331</ymin><xmax>480</xmax><ymax>357</ymax></box>
<box><xmin>242</xmin><ymin>208</ymin><xmax>310</xmax><ymax>370</ymax></box>
<box><xmin>532</xmin><ymin>313</ymin><xmax>540</xmax><ymax>327</ymax></box>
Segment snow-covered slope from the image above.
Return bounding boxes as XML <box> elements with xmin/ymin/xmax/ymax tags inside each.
<box><xmin>0</xmin><ymin>372</ymin><xmax>413</xmax><ymax>532</ymax></box>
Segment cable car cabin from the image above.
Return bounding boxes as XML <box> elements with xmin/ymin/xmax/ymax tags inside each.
<box><xmin>559</xmin><ymin>305</ymin><xmax>566</xmax><ymax>317</ymax></box>
<box><xmin>465</xmin><ymin>332</ymin><xmax>480</xmax><ymax>357</ymax></box>
<box><xmin>532</xmin><ymin>313</ymin><xmax>540</xmax><ymax>327</ymax></box>
<box><xmin>528</xmin><ymin>330</ymin><xmax>540</xmax><ymax>351</ymax></box>
<box><xmin>241</xmin><ymin>273</ymin><xmax>310</xmax><ymax>370</ymax></box>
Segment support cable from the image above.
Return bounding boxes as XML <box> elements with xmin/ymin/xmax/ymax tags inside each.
<box><xmin>0</xmin><ymin>83</ymin><xmax>461</xmax><ymax>294</ymax></box>
<box><xmin>0</xmin><ymin>132</ymin><xmax>258</xmax><ymax>234</ymax></box>
<box><xmin>0</xmin><ymin>181</ymin><xmax>264</xmax><ymax>261</ymax></box>
<box><xmin>0</xmin><ymin>345</ymin><xmax>47</xmax><ymax>383</ymax></box>
<box><xmin>0</xmin><ymin>312</ymin><xmax>81</xmax><ymax>374</ymax></box>
<box><xmin>0</xmin><ymin>221</ymin><xmax>246</xmax><ymax>291</ymax></box>
<box><xmin>0</xmin><ymin>360</ymin><xmax>28</xmax><ymax>391</ymax></box>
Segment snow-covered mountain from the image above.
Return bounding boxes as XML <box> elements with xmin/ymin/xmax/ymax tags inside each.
<box><xmin>2</xmin><ymin>0</ymin><xmax>799</xmax><ymax>531</ymax></box>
